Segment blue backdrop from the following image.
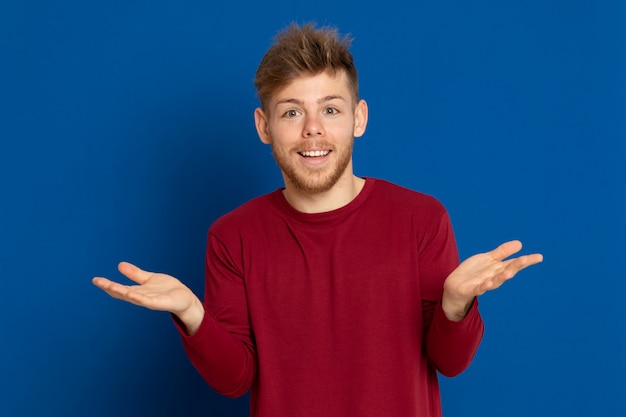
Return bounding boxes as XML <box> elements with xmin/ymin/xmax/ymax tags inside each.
<box><xmin>1</xmin><ymin>1</ymin><xmax>624</xmax><ymax>416</ymax></box>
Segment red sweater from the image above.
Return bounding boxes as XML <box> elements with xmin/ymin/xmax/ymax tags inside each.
<box><xmin>177</xmin><ymin>178</ymin><xmax>484</xmax><ymax>417</ymax></box>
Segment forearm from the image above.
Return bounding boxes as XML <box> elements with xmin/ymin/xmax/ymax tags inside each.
<box><xmin>174</xmin><ymin>308</ymin><xmax>257</xmax><ymax>397</ymax></box>
<box><xmin>425</xmin><ymin>299</ymin><xmax>484</xmax><ymax>377</ymax></box>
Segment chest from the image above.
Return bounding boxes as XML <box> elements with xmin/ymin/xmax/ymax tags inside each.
<box><xmin>242</xmin><ymin>217</ymin><xmax>426</xmax><ymax>341</ymax></box>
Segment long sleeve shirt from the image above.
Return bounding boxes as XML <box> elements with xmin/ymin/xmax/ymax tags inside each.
<box><xmin>176</xmin><ymin>178</ymin><xmax>484</xmax><ymax>417</ymax></box>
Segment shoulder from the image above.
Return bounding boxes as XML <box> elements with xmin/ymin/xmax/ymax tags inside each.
<box><xmin>368</xmin><ymin>178</ymin><xmax>448</xmax><ymax>217</ymax></box>
<box><xmin>210</xmin><ymin>189</ymin><xmax>281</xmax><ymax>236</ymax></box>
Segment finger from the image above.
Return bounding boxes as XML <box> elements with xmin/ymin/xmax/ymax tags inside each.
<box><xmin>92</xmin><ymin>276</ymin><xmax>134</xmax><ymax>300</ymax></box>
<box><xmin>474</xmin><ymin>268</ymin><xmax>515</xmax><ymax>295</ymax></box>
<box><xmin>93</xmin><ymin>276</ymin><xmax>158</xmax><ymax>307</ymax></box>
<box><xmin>476</xmin><ymin>279</ymin><xmax>497</xmax><ymax>295</ymax></box>
<box><xmin>471</xmin><ymin>253</ymin><xmax>543</xmax><ymax>296</ymax></box>
<box><xmin>501</xmin><ymin>253</ymin><xmax>544</xmax><ymax>277</ymax></box>
<box><xmin>480</xmin><ymin>254</ymin><xmax>543</xmax><ymax>290</ymax></box>
<box><xmin>487</xmin><ymin>240</ymin><xmax>523</xmax><ymax>261</ymax></box>
<box><xmin>480</xmin><ymin>264</ymin><xmax>514</xmax><ymax>292</ymax></box>
<box><xmin>117</xmin><ymin>261</ymin><xmax>153</xmax><ymax>284</ymax></box>
<box><xmin>92</xmin><ymin>277</ymin><xmax>108</xmax><ymax>298</ymax></box>
<box><xmin>92</xmin><ymin>276</ymin><xmax>123</xmax><ymax>293</ymax></box>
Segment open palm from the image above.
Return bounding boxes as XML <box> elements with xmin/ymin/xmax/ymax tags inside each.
<box><xmin>445</xmin><ymin>240</ymin><xmax>543</xmax><ymax>299</ymax></box>
<box><xmin>93</xmin><ymin>262</ymin><xmax>200</xmax><ymax>317</ymax></box>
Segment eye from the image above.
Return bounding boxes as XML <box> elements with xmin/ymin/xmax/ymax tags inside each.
<box><xmin>283</xmin><ymin>109</ymin><xmax>300</xmax><ymax>118</ymax></box>
<box><xmin>324</xmin><ymin>107</ymin><xmax>339</xmax><ymax>115</ymax></box>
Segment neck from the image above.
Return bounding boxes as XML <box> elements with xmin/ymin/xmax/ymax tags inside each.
<box><xmin>282</xmin><ymin>174</ymin><xmax>366</xmax><ymax>214</ymax></box>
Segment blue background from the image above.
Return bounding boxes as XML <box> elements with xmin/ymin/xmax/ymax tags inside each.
<box><xmin>1</xmin><ymin>1</ymin><xmax>624</xmax><ymax>416</ymax></box>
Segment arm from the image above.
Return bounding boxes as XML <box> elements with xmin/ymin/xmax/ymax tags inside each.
<box><xmin>92</xmin><ymin>236</ymin><xmax>257</xmax><ymax>397</ymax></box>
<box><xmin>176</xmin><ymin>230</ymin><xmax>257</xmax><ymax>397</ymax></box>
<box><xmin>417</xmin><ymin>209</ymin><xmax>485</xmax><ymax>377</ymax></box>
<box><xmin>425</xmin><ymin>240</ymin><xmax>543</xmax><ymax>376</ymax></box>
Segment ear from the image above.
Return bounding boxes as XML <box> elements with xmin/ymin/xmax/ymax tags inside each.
<box><xmin>254</xmin><ymin>108</ymin><xmax>272</xmax><ymax>144</ymax></box>
<box><xmin>353</xmin><ymin>99</ymin><xmax>368</xmax><ymax>138</ymax></box>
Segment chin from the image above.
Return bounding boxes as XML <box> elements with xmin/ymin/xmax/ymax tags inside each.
<box><xmin>290</xmin><ymin>175</ymin><xmax>338</xmax><ymax>194</ymax></box>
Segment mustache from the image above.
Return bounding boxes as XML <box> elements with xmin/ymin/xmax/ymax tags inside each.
<box><xmin>291</xmin><ymin>142</ymin><xmax>334</xmax><ymax>153</ymax></box>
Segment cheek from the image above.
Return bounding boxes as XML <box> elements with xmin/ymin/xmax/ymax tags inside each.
<box><xmin>334</xmin><ymin>123</ymin><xmax>357</xmax><ymax>141</ymax></box>
<box><xmin>269</xmin><ymin>122</ymin><xmax>299</xmax><ymax>143</ymax></box>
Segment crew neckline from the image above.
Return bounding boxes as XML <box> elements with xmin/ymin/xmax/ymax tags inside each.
<box><xmin>270</xmin><ymin>177</ymin><xmax>376</xmax><ymax>223</ymax></box>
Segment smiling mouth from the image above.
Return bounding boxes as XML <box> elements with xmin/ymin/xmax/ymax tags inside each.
<box><xmin>298</xmin><ymin>150</ymin><xmax>331</xmax><ymax>158</ymax></box>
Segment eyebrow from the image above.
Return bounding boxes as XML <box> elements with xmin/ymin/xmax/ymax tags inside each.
<box><xmin>274</xmin><ymin>95</ymin><xmax>346</xmax><ymax>107</ymax></box>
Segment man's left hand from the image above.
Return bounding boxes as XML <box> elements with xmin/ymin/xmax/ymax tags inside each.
<box><xmin>442</xmin><ymin>240</ymin><xmax>543</xmax><ymax>321</ymax></box>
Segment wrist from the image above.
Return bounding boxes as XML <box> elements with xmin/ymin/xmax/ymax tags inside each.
<box><xmin>174</xmin><ymin>297</ymin><xmax>205</xmax><ymax>335</ymax></box>
<box><xmin>441</xmin><ymin>291</ymin><xmax>474</xmax><ymax>322</ymax></box>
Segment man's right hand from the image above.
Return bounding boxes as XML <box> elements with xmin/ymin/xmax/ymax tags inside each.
<box><xmin>93</xmin><ymin>262</ymin><xmax>204</xmax><ymax>335</ymax></box>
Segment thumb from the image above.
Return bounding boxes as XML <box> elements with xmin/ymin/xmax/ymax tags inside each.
<box><xmin>488</xmin><ymin>240</ymin><xmax>523</xmax><ymax>261</ymax></box>
<box><xmin>117</xmin><ymin>261</ymin><xmax>152</xmax><ymax>284</ymax></box>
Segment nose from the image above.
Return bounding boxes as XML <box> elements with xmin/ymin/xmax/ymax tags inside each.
<box><xmin>302</xmin><ymin>114</ymin><xmax>324</xmax><ymax>137</ymax></box>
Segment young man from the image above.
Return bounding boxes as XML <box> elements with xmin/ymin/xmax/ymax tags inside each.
<box><xmin>93</xmin><ymin>23</ymin><xmax>543</xmax><ymax>417</ymax></box>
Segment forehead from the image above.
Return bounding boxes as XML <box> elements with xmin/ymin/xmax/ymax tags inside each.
<box><xmin>270</xmin><ymin>70</ymin><xmax>353</xmax><ymax>106</ymax></box>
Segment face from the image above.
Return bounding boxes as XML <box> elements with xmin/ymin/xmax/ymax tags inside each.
<box><xmin>254</xmin><ymin>70</ymin><xmax>368</xmax><ymax>195</ymax></box>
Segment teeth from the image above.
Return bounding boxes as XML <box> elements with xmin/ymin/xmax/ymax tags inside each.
<box><xmin>300</xmin><ymin>150</ymin><xmax>330</xmax><ymax>157</ymax></box>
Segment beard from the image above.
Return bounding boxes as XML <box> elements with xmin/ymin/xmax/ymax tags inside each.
<box><xmin>271</xmin><ymin>139</ymin><xmax>354</xmax><ymax>194</ymax></box>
